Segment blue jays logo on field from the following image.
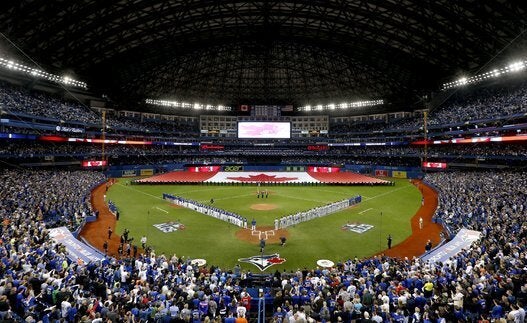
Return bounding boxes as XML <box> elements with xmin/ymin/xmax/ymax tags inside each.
<box><xmin>153</xmin><ymin>222</ymin><xmax>185</xmax><ymax>233</ymax></box>
<box><xmin>238</xmin><ymin>253</ymin><xmax>286</xmax><ymax>271</ymax></box>
<box><xmin>341</xmin><ymin>223</ymin><xmax>374</xmax><ymax>234</ymax></box>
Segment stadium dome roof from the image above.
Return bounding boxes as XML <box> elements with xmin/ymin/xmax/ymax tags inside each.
<box><xmin>0</xmin><ymin>1</ymin><xmax>526</xmax><ymax>109</ymax></box>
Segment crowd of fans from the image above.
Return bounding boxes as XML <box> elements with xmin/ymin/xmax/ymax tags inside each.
<box><xmin>0</xmin><ymin>81</ymin><xmax>198</xmax><ymax>136</ymax></box>
<box><xmin>0</xmin><ymin>169</ymin><xmax>104</xmax><ymax>231</ymax></box>
<box><xmin>2</xmin><ymin>79</ymin><xmax>527</xmax><ymax>144</ymax></box>
<box><xmin>0</xmin><ymin>167</ymin><xmax>526</xmax><ymax>322</ymax></box>
<box><xmin>428</xmin><ymin>84</ymin><xmax>527</xmax><ymax>126</ymax></box>
<box><xmin>1</xmin><ymin>139</ymin><xmax>525</xmax><ymax>169</ymax></box>
<box><xmin>0</xmin><ymin>142</ymin><xmax>196</xmax><ymax>158</ymax></box>
<box><xmin>426</xmin><ymin>170</ymin><xmax>527</xmax><ymax>235</ymax></box>
<box><xmin>331</xmin><ymin>81</ymin><xmax>527</xmax><ymax>139</ymax></box>
<box><xmin>0</xmin><ymin>82</ymin><xmax>101</xmax><ymax>125</ymax></box>
<box><xmin>426</xmin><ymin>145</ymin><xmax>527</xmax><ymax>159</ymax></box>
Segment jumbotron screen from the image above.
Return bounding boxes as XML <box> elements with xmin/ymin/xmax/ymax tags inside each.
<box><xmin>422</xmin><ymin>161</ymin><xmax>447</xmax><ymax>169</ymax></box>
<box><xmin>81</xmin><ymin>160</ymin><xmax>108</xmax><ymax>167</ymax></box>
<box><xmin>237</xmin><ymin>122</ymin><xmax>291</xmax><ymax>139</ymax></box>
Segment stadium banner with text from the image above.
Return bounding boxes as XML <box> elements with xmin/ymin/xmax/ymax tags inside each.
<box><xmin>307</xmin><ymin>145</ymin><xmax>328</xmax><ymax>151</ymax></box>
<box><xmin>243</xmin><ymin>165</ymin><xmax>283</xmax><ymax>171</ymax></box>
<box><xmin>286</xmin><ymin>166</ymin><xmax>305</xmax><ymax>172</ymax></box>
<box><xmin>412</xmin><ymin>134</ymin><xmax>527</xmax><ymax>145</ymax></box>
<box><xmin>307</xmin><ymin>166</ymin><xmax>340</xmax><ymax>173</ymax></box>
<box><xmin>391</xmin><ymin>170</ymin><xmax>407</xmax><ymax>178</ymax></box>
<box><xmin>200</xmin><ymin>144</ymin><xmax>225</xmax><ymax>151</ymax></box>
<box><xmin>0</xmin><ymin>132</ymin><xmax>38</xmax><ymax>140</ymax></box>
<box><xmin>188</xmin><ymin>165</ymin><xmax>221</xmax><ymax>172</ymax></box>
<box><xmin>82</xmin><ymin>160</ymin><xmax>108</xmax><ymax>167</ymax></box>
<box><xmin>140</xmin><ymin>169</ymin><xmax>154</xmax><ymax>176</ymax></box>
<box><xmin>122</xmin><ymin>169</ymin><xmax>138</xmax><ymax>177</ymax></box>
<box><xmin>375</xmin><ymin>169</ymin><xmax>388</xmax><ymax>176</ymax></box>
<box><xmin>421</xmin><ymin>229</ymin><xmax>481</xmax><ymax>263</ymax></box>
<box><xmin>223</xmin><ymin>165</ymin><xmax>244</xmax><ymax>172</ymax></box>
<box><xmin>422</xmin><ymin>162</ymin><xmax>447</xmax><ymax>169</ymax></box>
<box><xmin>49</xmin><ymin>227</ymin><xmax>105</xmax><ymax>263</ymax></box>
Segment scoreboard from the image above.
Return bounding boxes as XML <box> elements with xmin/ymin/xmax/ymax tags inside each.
<box><xmin>251</xmin><ymin>105</ymin><xmax>281</xmax><ymax>117</ymax></box>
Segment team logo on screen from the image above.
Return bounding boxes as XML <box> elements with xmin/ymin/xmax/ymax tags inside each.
<box><xmin>238</xmin><ymin>253</ymin><xmax>286</xmax><ymax>271</ymax></box>
<box><xmin>153</xmin><ymin>221</ymin><xmax>185</xmax><ymax>233</ymax></box>
<box><xmin>341</xmin><ymin>223</ymin><xmax>374</xmax><ymax>234</ymax></box>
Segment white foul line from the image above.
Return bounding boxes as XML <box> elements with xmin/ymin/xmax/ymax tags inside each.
<box><xmin>155</xmin><ymin>207</ymin><xmax>169</xmax><ymax>214</ymax></box>
<box><xmin>358</xmin><ymin>208</ymin><xmax>373</xmax><ymax>214</ymax></box>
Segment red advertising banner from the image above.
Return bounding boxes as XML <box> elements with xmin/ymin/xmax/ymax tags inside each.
<box><xmin>82</xmin><ymin>160</ymin><xmax>108</xmax><ymax>167</ymax></box>
<box><xmin>307</xmin><ymin>166</ymin><xmax>340</xmax><ymax>173</ymax></box>
<box><xmin>412</xmin><ymin>134</ymin><xmax>527</xmax><ymax>145</ymax></box>
<box><xmin>307</xmin><ymin>145</ymin><xmax>329</xmax><ymax>151</ymax></box>
<box><xmin>188</xmin><ymin>165</ymin><xmax>221</xmax><ymax>172</ymax></box>
<box><xmin>200</xmin><ymin>144</ymin><xmax>224</xmax><ymax>150</ymax></box>
<box><xmin>422</xmin><ymin>162</ymin><xmax>447</xmax><ymax>169</ymax></box>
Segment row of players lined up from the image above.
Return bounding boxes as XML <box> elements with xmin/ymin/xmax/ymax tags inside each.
<box><xmin>273</xmin><ymin>197</ymin><xmax>361</xmax><ymax>230</ymax></box>
<box><xmin>163</xmin><ymin>193</ymin><xmax>249</xmax><ymax>228</ymax></box>
<box><xmin>163</xmin><ymin>193</ymin><xmax>361</xmax><ymax>231</ymax></box>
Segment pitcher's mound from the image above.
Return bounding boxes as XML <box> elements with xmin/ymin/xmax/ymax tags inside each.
<box><xmin>250</xmin><ymin>204</ymin><xmax>277</xmax><ymax>211</ymax></box>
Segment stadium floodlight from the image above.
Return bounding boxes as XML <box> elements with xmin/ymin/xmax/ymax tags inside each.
<box><xmin>5</xmin><ymin>59</ymin><xmax>85</xmax><ymax>88</ymax></box>
<box><xmin>146</xmin><ymin>99</ymin><xmax>231</xmax><ymax>111</ymax></box>
<box><xmin>0</xmin><ymin>56</ymin><xmax>87</xmax><ymax>89</ymax></box>
<box><xmin>508</xmin><ymin>61</ymin><xmax>525</xmax><ymax>72</ymax></box>
<box><xmin>442</xmin><ymin>58</ymin><xmax>527</xmax><ymax>90</ymax></box>
<box><xmin>298</xmin><ymin>99</ymin><xmax>383</xmax><ymax>111</ymax></box>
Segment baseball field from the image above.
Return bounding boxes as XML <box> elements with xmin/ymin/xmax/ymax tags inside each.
<box><xmin>99</xmin><ymin>177</ymin><xmax>422</xmax><ymax>271</ymax></box>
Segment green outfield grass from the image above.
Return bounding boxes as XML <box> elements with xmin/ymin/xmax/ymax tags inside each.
<box><xmin>108</xmin><ymin>178</ymin><xmax>421</xmax><ymax>271</ymax></box>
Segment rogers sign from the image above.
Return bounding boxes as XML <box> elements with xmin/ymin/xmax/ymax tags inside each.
<box><xmin>307</xmin><ymin>145</ymin><xmax>328</xmax><ymax>151</ymax></box>
<box><xmin>200</xmin><ymin>144</ymin><xmax>224</xmax><ymax>150</ymax></box>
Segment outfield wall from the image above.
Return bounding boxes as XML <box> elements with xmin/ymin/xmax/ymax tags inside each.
<box><xmin>344</xmin><ymin>164</ymin><xmax>423</xmax><ymax>179</ymax></box>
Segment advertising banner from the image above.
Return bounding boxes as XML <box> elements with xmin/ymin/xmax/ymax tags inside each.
<box><xmin>391</xmin><ymin>170</ymin><xmax>407</xmax><ymax>178</ymax></box>
<box><xmin>421</xmin><ymin>229</ymin><xmax>481</xmax><ymax>263</ymax></box>
<box><xmin>49</xmin><ymin>227</ymin><xmax>104</xmax><ymax>263</ymax></box>
<box><xmin>140</xmin><ymin>169</ymin><xmax>154</xmax><ymax>176</ymax></box>
<box><xmin>122</xmin><ymin>170</ymin><xmax>137</xmax><ymax>177</ymax></box>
